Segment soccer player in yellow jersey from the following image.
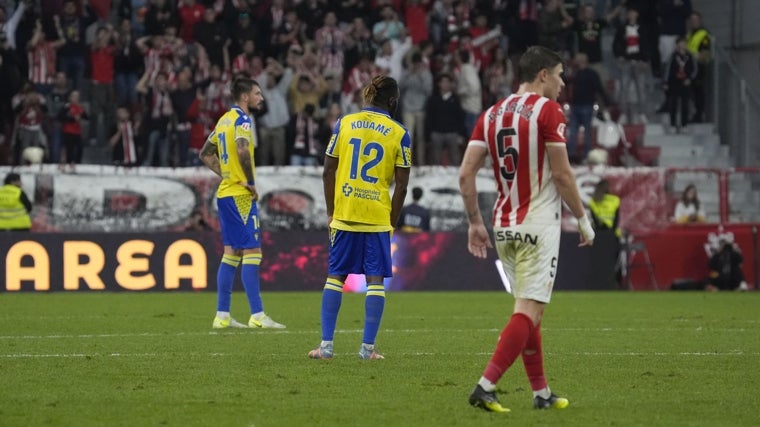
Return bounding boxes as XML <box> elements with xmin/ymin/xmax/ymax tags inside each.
<box><xmin>308</xmin><ymin>75</ymin><xmax>411</xmax><ymax>360</ymax></box>
<box><xmin>199</xmin><ymin>76</ymin><xmax>285</xmax><ymax>330</ymax></box>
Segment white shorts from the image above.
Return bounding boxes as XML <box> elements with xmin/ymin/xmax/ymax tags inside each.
<box><xmin>493</xmin><ymin>223</ymin><xmax>560</xmax><ymax>303</ymax></box>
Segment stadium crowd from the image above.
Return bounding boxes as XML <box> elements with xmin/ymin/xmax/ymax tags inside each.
<box><xmin>0</xmin><ymin>0</ymin><xmax>709</xmax><ymax>168</ymax></box>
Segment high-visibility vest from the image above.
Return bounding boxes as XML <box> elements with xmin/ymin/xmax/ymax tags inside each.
<box><xmin>687</xmin><ymin>28</ymin><xmax>710</xmax><ymax>55</ymax></box>
<box><xmin>0</xmin><ymin>184</ymin><xmax>32</xmax><ymax>230</ymax></box>
<box><xmin>589</xmin><ymin>194</ymin><xmax>621</xmax><ymax>237</ymax></box>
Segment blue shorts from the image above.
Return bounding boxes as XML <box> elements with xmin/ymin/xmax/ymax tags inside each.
<box><xmin>328</xmin><ymin>230</ymin><xmax>392</xmax><ymax>277</ymax></box>
<box><xmin>217</xmin><ymin>195</ymin><xmax>261</xmax><ymax>250</ymax></box>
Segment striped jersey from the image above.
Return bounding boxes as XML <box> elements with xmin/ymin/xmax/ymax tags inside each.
<box><xmin>468</xmin><ymin>92</ymin><xmax>567</xmax><ymax>227</ymax></box>
<box><xmin>208</xmin><ymin>105</ymin><xmax>257</xmax><ymax>198</ymax></box>
<box><xmin>325</xmin><ymin>106</ymin><xmax>412</xmax><ymax>232</ymax></box>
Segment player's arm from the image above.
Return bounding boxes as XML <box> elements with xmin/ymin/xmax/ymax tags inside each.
<box><xmin>199</xmin><ymin>137</ymin><xmax>222</xmax><ymax>177</ymax></box>
<box><xmin>546</xmin><ymin>144</ymin><xmax>594</xmax><ymax>246</ymax></box>
<box><xmin>459</xmin><ymin>144</ymin><xmax>491</xmax><ymax>258</ymax></box>
<box><xmin>236</xmin><ymin>137</ymin><xmax>258</xmax><ymax>199</ymax></box>
<box><xmin>323</xmin><ymin>155</ymin><xmax>339</xmax><ymax>225</ymax></box>
<box><xmin>390</xmin><ymin>167</ymin><xmax>410</xmax><ymax>228</ymax></box>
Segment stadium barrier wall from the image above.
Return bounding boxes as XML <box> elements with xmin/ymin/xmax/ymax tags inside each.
<box><xmin>0</xmin><ymin>166</ymin><xmax>757</xmax><ymax>291</ymax></box>
<box><xmin>3</xmin><ymin>227</ymin><xmax>754</xmax><ymax>292</ymax></box>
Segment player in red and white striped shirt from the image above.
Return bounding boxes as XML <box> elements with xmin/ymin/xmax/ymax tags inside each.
<box><xmin>459</xmin><ymin>46</ymin><xmax>595</xmax><ymax>413</ymax></box>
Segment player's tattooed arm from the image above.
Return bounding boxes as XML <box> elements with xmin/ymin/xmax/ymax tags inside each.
<box><xmin>199</xmin><ymin>139</ymin><xmax>222</xmax><ymax>177</ymax></box>
<box><xmin>236</xmin><ymin>137</ymin><xmax>255</xmax><ymax>184</ymax></box>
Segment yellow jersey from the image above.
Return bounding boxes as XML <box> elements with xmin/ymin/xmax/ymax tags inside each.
<box><xmin>325</xmin><ymin>106</ymin><xmax>412</xmax><ymax>232</ymax></box>
<box><xmin>209</xmin><ymin>105</ymin><xmax>256</xmax><ymax>198</ymax></box>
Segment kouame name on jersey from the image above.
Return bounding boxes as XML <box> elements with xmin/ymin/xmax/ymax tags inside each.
<box><xmin>468</xmin><ymin>92</ymin><xmax>567</xmax><ymax>227</ymax></box>
<box><xmin>326</xmin><ymin>107</ymin><xmax>412</xmax><ymax>232</ymax></box>
<box><xmin>209</xmin><ymin>105</ymin><xmax>257</xmax><ymax>198</ymax></box>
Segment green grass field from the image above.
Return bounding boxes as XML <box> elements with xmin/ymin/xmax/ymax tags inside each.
<box><xmin>1</xmin><ymin>291</ymin><xmax>758</xmax><ymax>427</ymax></box>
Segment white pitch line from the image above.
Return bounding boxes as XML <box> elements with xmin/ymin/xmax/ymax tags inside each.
<box><xmin>0</xmin><ymin>352</ymin><xmax>227</xmax><ymax>359</ymax></box>
<box><xmin>2</xmin><ymin>351</ymin><xmax>758</xmax><ymax>359</ymax></box>
<box><xmin>0</xmin><ymin>326</ymin><xmax>754</xmax><ymax>341</ymax></box>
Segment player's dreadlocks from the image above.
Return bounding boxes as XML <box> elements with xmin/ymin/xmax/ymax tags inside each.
<box><xmin>362</xmin><ymin>75</ymin><xmax>399</xmax><ymax>115</ymax></box>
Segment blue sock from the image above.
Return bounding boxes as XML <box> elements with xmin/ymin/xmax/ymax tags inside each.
<box><xmin>216</xmin><ymin>254</ymin><xmax>240</xmax><ymax>312</ymax></box>
<box><xmin>321</xmin><ymin>278</ymin><xmax>344</xmax><ymax>341</ymax></box>
<box><xmin>363</xmin><ymin>283</ymin><xmax>386</xmax><ymax>345</ymax></box>
<box><xmin>241</xmin><ymin>253</ymin><xmax>263</xmax><ymax>314</ymax></box>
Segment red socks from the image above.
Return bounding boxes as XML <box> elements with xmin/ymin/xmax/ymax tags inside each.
<box><xmin>483</xmin><ymin>313</ymin><xmax>534</xmax><ymax>384</ymax></box>
<box><xmin>522</xmin><ymin>323</ymin><xmax>547</xmax><ymax>392</ymax></box>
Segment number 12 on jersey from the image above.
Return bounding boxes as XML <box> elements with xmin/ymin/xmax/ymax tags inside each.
<box><xmin>348</xmin><ymin>137</ymin><xmax>384</xmax><ymax>184</ymax></box>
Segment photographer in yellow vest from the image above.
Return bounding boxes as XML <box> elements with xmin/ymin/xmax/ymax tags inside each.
<box><xmin>589</xmin><ymin>179</ymin><xmax>622</xmax><ymax>288</ymax></box>
<box><xmin>0</xmin><ymin>173</ymin><xmax>32</xmax><ymax>231</ymax></box>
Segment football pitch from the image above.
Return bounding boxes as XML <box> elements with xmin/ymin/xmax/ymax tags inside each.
<box><xmin>1</xmin><ymin>291</ymin><xmax>758</xmax><ymax>427</ymax></box>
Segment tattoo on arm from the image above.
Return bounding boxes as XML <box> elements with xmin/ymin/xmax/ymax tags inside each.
<box><xmin>199</xmin><ymin>140</ymin><xmax>222</xmax><ymax>177</ymax></box>
<box><xmin>236</xmin><ymin>138</ymin><xmax>254</xmax><ymax>183</ymax></box>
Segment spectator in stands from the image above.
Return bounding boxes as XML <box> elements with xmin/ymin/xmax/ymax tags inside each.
<box><xmin>344</xmin><ymin>18</ymin><xmax>375</xmax><ymax>75</ymax></box>
<box><xmin>46</xmin><ymin>72</ymin><xmax>69</xmax><ymax>164</ymax></box>
<box><xmin>273</xmin><ymin>9</ymin><xmax>305</xmax><ymax>62</ymax></box>
<box><xmin>233</xmin><ymin>12</ymin><xmax>257</xmax><ymax>56</ymax></box>
<box><xmin>503</xmin><ymin>0</ymin><xmax>539</xmax><ymax>68</ymax></box>
<box><xmin>114</xmin><ymin>18</ymin><xmax>142</xmax><ymax>110</ymax></box>
<box><xmin>314</xmin><ymin>11</ymin><xmax>345</xmax><ymax>77</ymax></box>
<box><xmin>12</xmin><ymin>82</ymin><xmax>47</xmax><ymax>165</ymax></box>
<box><xmin>171</xmin><ymin>66</ymin><xmax>200</xmax><ymax>166</ymax></box>
<box><xmin>613</xmin><ymin>7</ymin><xmax>651</xmax><ymax>124</ymax></box>
<box><xmin>537</xmin><ymin>0</ymin><xmax>573</xmax><ymax>54</ymax></box>
<box><xmin>318</xmin><ymin>72</ymin><xmax>343</xmax><ymax>118</ymax></box>
<box><xmin>397</xmin><ymin>186</ymin><xmax>431</xmax><ymax>232</ymax></box>
<box><xmin>337</xmin><ymin>0</ymin><xmax>367</xmax><ymax>25</ymax></box>
<box><xmin>258</xmin><ymin>57</ymin><xmax>291</xmax><ymax>166</ymax></box>
<box><xmin>574</xmin><ymin>3</ymin><xmax>622</xmax><ymax>85</ymax></box>
<box><xmin>706</xmin><ymin>239</ymin><xmax>748</xmax><ymax>292</ymax></box>
<box><xmin>137</xmin><ymin>71</ymin><xmax>173</xmax><ymax>166</ymax></box>
<box><xmin>144</xmin><ymin>0</ymin><xmax>176</xmax><ymax>37</ymax></box>
<box><xmin>567</xmin><ymin>52</ymin><xmax>611</xmax><ymax>163</ymax></box>
<box><xmin>288</xmin><ymin>70</ymin><xmax>326</xmax><ymax>116</ymax></box>
<box><xmin>56</xmin><ymin>0</ymin><xmax>94</xmax><ymax>91</ymax></box>
<box><xmin>400</xmin><ymin>52</ymin><xmax>433</xmax><ymax>165</ymax></box>
<box><xmin>288</xmin><ymin>103</ymin><xmax>321</xmax><ymax>166</ymax></box>
<box><xmin>372</xmin><ymin>5</ymin><xmax>405</xmax><ymax>43</ymax></box>
<box><xmin>663</xmin><ymin>37</ymin><xmax>696</xmax><ymax>133</ymax></box>
<box><xmin>258</xmin><ymin>0</ymin><xmax>287</xmax><ymax>58</ymax></box>
<box><xmin>59</xmin><ymin>89</ymin><xmax>87</xmax><ymax>165</ymax></box>
<box><xmin>109</xmin><ymin>106</ymin><xmax>139</xmax><ymax>166</ymax></box>
<box><xmin>374</xmin><ymin>33</ymin><xmax>412</xmax><ymax>83</ymax></box>
<box><xmin>232</xmin><ymin>39</ymin><xmax>257</xmax><ymax>77</ymax></box>
<box><xmin>673</xmin><ymin>184</ymin><xmax>705</xmax><ymax>223</ymax></box>
<box><xmin>443</xmin><ymin>1</ymin><xmax>471</xmax><ymax>52</ymax></box>
<box><xmin>482</xmin><ymin>47</ymin><xmax>514</xmax><ymax>108</ymax></box>
<box><xmin>405</xmin><ymin>0</ymin><xmax>429</xmax><ymax>45</ymax></box>
<box><xmin>297</xmin><ymin>0</ymin><xmax>327</xmax><ymax>40</ymax></box>
<box><xmin>454</xmin><ymin>49</ymin><xmax>481</xmax><ymax>137</ymax></box>
<box><xmin>686</xmin><ymin>11</ymin><xmax>710</xmax><ymax>123</ymax></box>
<box><xmin>178</xmin><ymin>0</ymin><xmax>204</xmax><ymax>43</ymax></box>
<box><xmin>90</xmin><ymin>25</ymin><xmax>117</xmax><ymax>147</ymax></box>
<box><xmin>0</xmin><ymin>172</ymin><xmax>32</xmax><ymax>231</ymax></box>
<box><xmin>186</xmin><ymin>88</ymin><xmax>212</xmax><ymax>167</ymax></box>
<box><xmin>27</xmin><ymin>19</ymin><xmax>64</xmax><ymax>96</ymax></box>
<box><xmin>658</xmin><ymin>0</ymin><xmax>692</xmax><ymax>76</ymax></box>
<box><xmin>193</xmin><ymin>7</ymin><xmax>229</xmax><ymax>70</ymax></box>
<box><xmin>425</xmin><ymin>73</ymin><xmax>466</xmax><ymax>166</ymax></box>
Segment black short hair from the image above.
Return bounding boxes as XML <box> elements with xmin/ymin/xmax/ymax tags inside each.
<box><xmin>412</xmin><ymin>187</ymin><xmax>423</xmax><ymax>201</ymax></box>
<box><xmin>518</xmin><ymin>46</ymin><xmax>564</xmax><ymax>84</ymax></box>
<box><xmin>231</xmin><ymin>77</ymin><xmax>259</xmax><ymax>101</ymax></box>
<box><xmin>4</xmin><ymin>173</ymin><xmax>21</xmax><ymax>185</ymax></box>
